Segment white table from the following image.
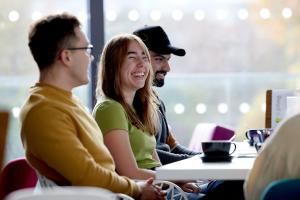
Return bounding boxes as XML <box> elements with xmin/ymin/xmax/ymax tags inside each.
<box><xmin>156</xmin><ymin>142</ymin><xmax>256</xmax><ymax>181</ymax></box>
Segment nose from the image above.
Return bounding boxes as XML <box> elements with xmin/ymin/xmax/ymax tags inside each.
<box><xmin>137</xmin><ymin>57</ymin><xmax>146</xmax><ymax>67</ymax></box>
<box><xmin>163</xmin><ymin>61</ymin><xmax>171</xmax><ymax>72</ymax></box>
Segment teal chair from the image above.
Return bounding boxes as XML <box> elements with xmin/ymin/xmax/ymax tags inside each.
<box><xmin>260</xmin><ymin>179</ymin><xmax>300</xmax><ymax>200</ymax></box>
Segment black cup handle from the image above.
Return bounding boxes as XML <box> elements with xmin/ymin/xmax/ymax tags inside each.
<box><xmin>245</xmin><ymin>131</ymin><xmax>250</xmax><ymax>139</ymax></box>
<box><xmin>229</xmin><ymin>143</ymin><xmax>237</xmax><ymax>155</ymax></box>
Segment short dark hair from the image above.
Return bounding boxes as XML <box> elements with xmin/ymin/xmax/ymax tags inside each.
<box><xmin>28</xmin><ymin>13</ymin><xmax>80</xmax><ymax>70</ymax></box>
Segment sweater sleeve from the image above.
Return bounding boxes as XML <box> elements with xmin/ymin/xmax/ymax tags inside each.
<box><xmin>171</xmin><ymin>143</ymin><xmax>200</xmax><ymax>156</ymax></box>
<box><xmin>156</xmin><ymin>149</ymin><xmax>191</xmax><ymax>165</ymax></box>
<box><xmin>22</xmin><ymin>105</ymin><xmax>141</xmax><ymax>198</ymax></box>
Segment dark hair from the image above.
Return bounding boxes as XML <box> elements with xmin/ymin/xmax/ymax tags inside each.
<box><xmin>28</xmin><ymin>13</ymin><xmax>80</xmax><ymax>70</ymax></box>
<box><xmin>96</xmin><ymin>34</ymin><xmax>159</xmax><ymax>134</ymax></box>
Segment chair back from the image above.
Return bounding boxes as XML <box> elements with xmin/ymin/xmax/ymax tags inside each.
<box><xmin>189</xmin><ymin>123</ymin><xmax>235</xmax><ymax>152</ymax></box>
<box><xmin>0</xmin><ymin>111</ymin><xmax>9</xmax><ymax>169</ymax></box>
<box><xmin>0</xmin><ymin>157</ymin><xmax>38</xmax><ymax>199</ymax></box>
<box><xmin>35</xmin><ymin>174</ymin><xmax>133</xmax><ymax>200</ymax></box>
<box><xmin>4</xmin><ymin>187</ymin><xmax>117</xmax><ymax>200</ymax></box>
<box><xmin>260</xmin><ymin>178</ymin><xmax>300</xmax><ymax>200</ymax></box>
<box><xmin>154</xmin><ymin>180</ymin><xmax>188</xmax><ymax>200</ymax></box>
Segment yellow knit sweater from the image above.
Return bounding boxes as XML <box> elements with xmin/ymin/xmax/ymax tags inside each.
<box><xmin>20</xmin><ymin>83</ymin><xmax>140</xmax><ymax>198</ymax></box>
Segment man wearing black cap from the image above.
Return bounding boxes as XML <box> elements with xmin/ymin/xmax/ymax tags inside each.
<box><xmin>133</xmin><ymin>25</ymin><xmax>200</xmax><ymax>165</ymax></box>
<box><xmin>134</xmin><ymin>26</ymin><xmax>245</xmax><ymax>200</ymax></box>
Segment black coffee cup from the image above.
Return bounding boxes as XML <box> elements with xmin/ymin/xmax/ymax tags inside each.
<box><xmin>201</xmin><ymin>141</ymin><xmax>236</xmax><ymax>157</ymax></box>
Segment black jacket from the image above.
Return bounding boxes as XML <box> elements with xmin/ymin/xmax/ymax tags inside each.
<box><xmin>156</xmin><ymin>98</ymin><xmax>200</xmax><ymax>165</ymax></box>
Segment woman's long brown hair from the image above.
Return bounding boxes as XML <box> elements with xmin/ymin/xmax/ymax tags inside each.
<box><xmin>96</xmin><ymin>34</ymin><xmax>159</xmax><ymax>135</ymax></box>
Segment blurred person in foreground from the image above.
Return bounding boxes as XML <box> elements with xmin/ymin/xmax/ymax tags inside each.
<box><xmin>20</xmin><ymin>13</ymin><xmax>164</xmax><ymax>200</ymax></box>
<box><xmin>244</xmin><ymin>113</ymin><xmax>300</xmax><ymax>200</ymax></box>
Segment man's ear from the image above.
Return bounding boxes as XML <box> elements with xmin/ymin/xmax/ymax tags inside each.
<box><xmin>59</xmin><ymin>49</ymin><xmax>72</xmax><ymax>65</ymax></box>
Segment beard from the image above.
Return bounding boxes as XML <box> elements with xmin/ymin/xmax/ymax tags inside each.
<box><xmin>153</xmin><ymin>70</ymin><xmax>167</xmax><ymax>87</ymax></box>
<box><xmin>153</xmin><ymin>78</ymin><xmax>165</xmax><ymax>87</ymax></box>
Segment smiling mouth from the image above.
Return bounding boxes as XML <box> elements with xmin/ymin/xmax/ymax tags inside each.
<box><xmin>132</xmin><ymin>72</ymin><xmax>145</xmax><ymax>78</ymax></box>
<box><xmin>156</xmin><ymin>71</ymin><xmax>167</xmax><ymax>80</ymax></box>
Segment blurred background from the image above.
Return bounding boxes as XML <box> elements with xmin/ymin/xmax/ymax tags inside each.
<box><xmin>1</xmin><ymin>0</ymin><xmax>300</xmax><ymax>164</ymax></box>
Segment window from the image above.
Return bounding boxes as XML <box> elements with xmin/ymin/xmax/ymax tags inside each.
<box><xmin>0</xmin><ymin>0</ymin><xmax>89</xmax><ymax>163</ymax></box>
<box><xmin>104</xmin><ymin>0</ymin><xmax>300</xmax><ymax>145</ymax></box>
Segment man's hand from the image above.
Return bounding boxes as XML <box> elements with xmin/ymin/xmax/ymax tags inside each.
<box><xmin>137</xmin><ymin>178</ymin><xmax>166</xmax><ymax>200</ymax></box>
<box><xmin>177</xmin><ymin>182</ymin><xmax>200</xmax><ymax>193</ymax></box>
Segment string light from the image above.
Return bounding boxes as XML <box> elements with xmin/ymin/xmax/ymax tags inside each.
<box><xmin>31</xmin><ymin>11</ymin><xmax>42</xmax><ymax>21</ymax></box>
<box><xmin>172</xmin><ymin>9</ymin><xmax>183</xmax><ymax>21</ymax></box>
<box><xmin>174</xmin><ymin>103</ymin><xmax>185</xmax><ymax>114</ymax></box>
<box><xmin>8</xmin><ymin>10</ymin><xmax>19</xmax><ymax>22</ymax></box>
<box><xmin>106</xmin><ymin>10</ymin><xmax>117</xmax><ymax>21</ymax></box>
<box><xmin>194</xmin><ymin>9</ymin><xmax>205</xmax><ymax>21</ymax></box>
<box><xmin>78</xmin><ymin>11</ymin><xmax>88</xmax><ymax>22</ymax></box>
<box><xmin>12</xmin><ymin>107</ymin><xmax>20</xmax><ymax>118</ymax></box>
<box><xmin>128</xmin><ymin>10</ymin><xmax>139</xmax><ymax>21</ymax></box>
<box><xmin>239</xmin><ymin>102</ymin><xmax>250</xmax><ymax>114</ymax></box>
<box><xmin>218</xmin><ymin>103</ymin><xmax>228</xmax><ymax>114</ymax></box>
<box><xmin>216</xmin><ymin>9</ymin><xmax>227</xmax><ymax>20</ymax></box>
<box><xmin>260</xmin><ymin>8</ymin><xmax>271</xmax><ymax>19</ymax></box>
<box><xmin>196</xmin><ymin>103</ymin><xmax>207</xmax><ymax>114</ymax></box>
<box><xmin>282</xmin><ymin>7</ymin><xmax>292</xmax><ymax>19</ymax></box>
<box><xmin>238</xmin><ymin>9</ymin><xmax>248</xmax><ymax>20</ymax></box>
<box><xmin>261</xmin><ymin>103</ymin><xmax>266</xmax><ymax>112</ymax></box>
<box><xmin>150</xmin><ymin>10</ymin><xmax>161</xmax><ymax>21</ymax></box>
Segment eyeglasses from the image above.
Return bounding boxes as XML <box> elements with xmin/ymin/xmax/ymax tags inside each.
<box><xmin>68</xmin><ymin>44</ymin><xmax>93</xmax><ymax>55</ymax></box>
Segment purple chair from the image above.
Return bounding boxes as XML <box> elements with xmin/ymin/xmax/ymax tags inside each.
<box><xmin>189</xmin><ymin>123</ymin><xmax>235</xmax><ymax>152</ymax></box>
<box><xmin>0</xmin><ymin>157</ymin><xmax>37</xmax><ymax>199</ymax></box>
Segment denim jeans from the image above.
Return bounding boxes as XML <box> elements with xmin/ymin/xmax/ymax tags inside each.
<box><xmin>200</xmin><ymin>180</ymin><xmax>245</xmax><ymax>200</ymax></box>
<box><xmin>166</xmin><ymin>188</ymin><xmax>205</xmax><ymax>200</ymax></box>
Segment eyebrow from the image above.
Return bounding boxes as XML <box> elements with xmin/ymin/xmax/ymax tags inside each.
<box><xmin>153</xmin><ymin>54</ymin><xmax>170</xmax><ymax>60</ymax></box>
<box><xmin>127</xmin><ymin>51</ymin><xmax>137</xmax><ymax>55</ymax></box>
<box><xmin>127</xmin><ymin>51</ymin><xmax>146</xmax><ymax>56</ymax></box>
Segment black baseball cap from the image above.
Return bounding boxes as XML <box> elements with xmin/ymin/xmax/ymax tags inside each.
<box><xmin>133</xmin><ymin>25</ymin><xmax>186</xmax><ymax>56</ymax></box>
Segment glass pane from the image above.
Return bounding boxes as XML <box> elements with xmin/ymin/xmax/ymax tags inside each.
<box><xmin>104</xmin><ymin>0</ymin><xmax>300</xmax><ymax>146</ymax></box>
<box><xmin>0</xmin><ymin>0</ymin><xmax>89</xmax><ymax>163</ymax></box>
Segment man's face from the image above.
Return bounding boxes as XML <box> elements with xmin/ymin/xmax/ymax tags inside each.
<box><xmin>149</xmin><ymin>51</ymin><xmax>171</xmax><ymax>87</ymax></box>
<box><xmin>68</xmin><ymin>27</ymin><xmax>94</xmax><ymax>87</ymax></box>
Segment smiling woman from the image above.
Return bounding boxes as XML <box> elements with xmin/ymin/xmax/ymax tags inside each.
<box><xmin>92</xmin><ymin>34</ymin><xmax>160</xmax><ymax>179</ymax></box>
<box><xmin>94</xmin><ymin>34</ymin><xmax>158</xmax><ymax>135</ymax></box>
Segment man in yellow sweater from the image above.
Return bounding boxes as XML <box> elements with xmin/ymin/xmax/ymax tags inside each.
<box><xmin>20</xmin><ymin>13</ymin><xmax>163</xmax><ymax>200</ymax></box>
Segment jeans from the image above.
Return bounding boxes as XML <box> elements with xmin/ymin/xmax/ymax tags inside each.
<box><xmin>200</xmin><ymin>180</ymin><xmax>245</xmax><ymax>200</ymax></box>
<box><xmin>166</xmin><ymin>188</ymin><xmax>205</xmax><ymax>200</ymax></box>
